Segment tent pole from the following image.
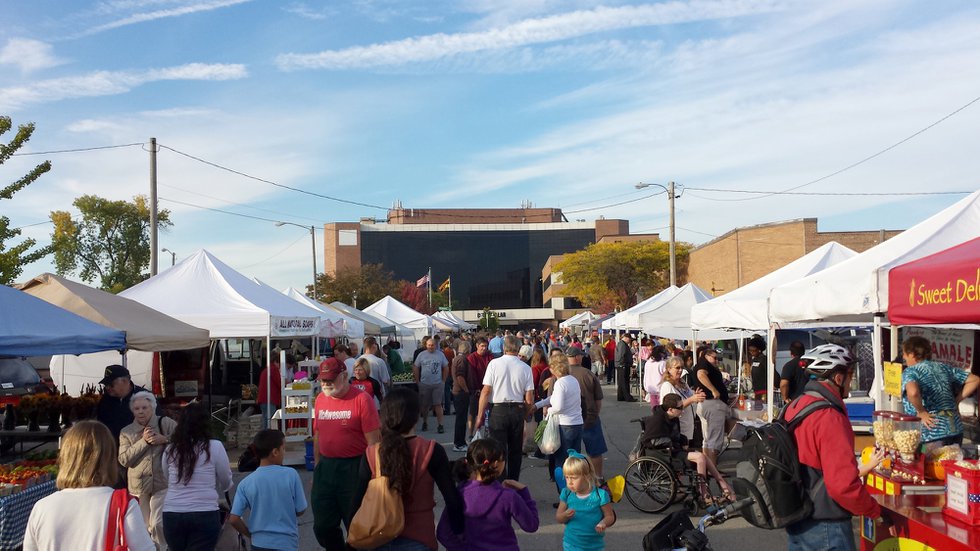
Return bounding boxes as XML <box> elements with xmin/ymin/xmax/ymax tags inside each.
<box><xmin>767</xmin><ymin>325</ymin><xmax>776</xmax><ymax>418</ymax></box>
<box><xmin>890</xmin><ymin>325</ymin><xmax>900</xmax><ymax>410</ymax></box>
<box><xmin>737</xmin><ymin>336</ymin><xmax>743</xmax><ymax>398</ymax></box>
<box><xmin>872</xmin><ymin>315</ymin><xmax>884</xmax><ymax>411</ymax></box>
<box><xmin>266</xmin><ymin>336</ymin><xmax>272</xmax><ymax>427</ymax></box>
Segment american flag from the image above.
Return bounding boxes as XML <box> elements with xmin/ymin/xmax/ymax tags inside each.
<box><xmin>416</xmin><ymin>273</ymin><xmax>430</xmax><ymax>287</ymax></box>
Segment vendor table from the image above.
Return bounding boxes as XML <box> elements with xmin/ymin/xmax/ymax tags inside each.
<box><xmin>0</xmin><ymin>480</ymin><xmax>56</xmax><ymax>550</ymax></box>
<box><xmin>860</xmin><ymin>493</ymin><xmax>980</xmax><ymax>551</ymax></box>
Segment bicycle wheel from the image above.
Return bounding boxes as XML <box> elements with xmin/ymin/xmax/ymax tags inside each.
<box><xmin>624</xmin><ymin>456</ymin><xmax>677</xmax><ymax>513</ymax></box>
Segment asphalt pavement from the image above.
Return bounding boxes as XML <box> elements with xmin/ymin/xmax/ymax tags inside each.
<box><xmin>220</xmin><ymin>382</ymin><xmax>791</xmax><ymax>550</ymax></box>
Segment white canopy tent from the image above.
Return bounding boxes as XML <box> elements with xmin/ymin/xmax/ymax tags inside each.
<box><xmin>364</xmin><ymin>295</ymin><xmax>434</xmax><ymax>337</ymax></box>
<box><xmin>691</xmin><ymin>242</ymin><xmax>857</xmax><ymax>332</ymax></box>
<box><xmin>433</xmin><ymin>310</ymin><xmax>475</xmax><ymax>331</ymax></box>
<box><xmin>769</xmin><ymin>190</ymin><xmax>980</xmax><ymax>409</ymax></box>
<box><xmin>559</xmin><ymin>311</ymin><xmax>595</xmax><ymax>329</ymax></box>
<box><xmin>329</xmin><ymin>302</ymin><xmax>394</xmax><ymax>335</ymax></box>
<box><xmin>330</xmin><ymin>302</ymin><xmax>419</xmax><ymax>361</ymax></box>
<box><xmin>121</xmin><ymin>249</ymin><xmax>322</xmax><ymax>422</ymax></box>
<box><xmin>282</xmin><ymin>287</ymin><xmax>365</xmax><ymax>338</ymax></box>
<box><xmin>602</xmin><ymin>286</ymin><xmax>678</xmax><ymax>331</ymax></box>
<box><xmin>121</xmin><ymin>250</ymin><xmax>322</xmax><ymax>339</ymax></box>
<box><xmin>637</xmin><ymin>283</ymin><xmax>732</xmax><ymax>341</ymax></box>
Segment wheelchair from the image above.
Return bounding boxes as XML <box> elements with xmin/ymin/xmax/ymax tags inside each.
<box><xmin>623</xmin><ymin>418</ymin><xmax>719</xmax><ymax>515</ymax></box>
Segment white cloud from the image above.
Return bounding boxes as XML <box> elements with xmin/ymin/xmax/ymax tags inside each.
<box><xmin>79</xmin><ymin>0</ymin><xmax>253</xmax><ymax>37</ymax></box>
<box><xmin>0</xmin><ymin>63</ymin><xmax>248</xmax><ymax>111</ymax></box>
<box><xmin>0</xmin><ymin>38</ymin><xmax>65</xmax><ymax>73</ymax></box>
<box><xmin>283</xmin><ymin>2</ymin><xmax>335</xmax><ymax>20</ymax></box>
<box><xmin>276</xmin><ymin>0</ymin><xmax>782</xmax><ymax>70</ymax></box>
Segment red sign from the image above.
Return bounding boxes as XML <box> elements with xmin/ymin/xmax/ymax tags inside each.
<box><xmin>888</xmin><ymin>237</ymin><xmax>980</xmax><ymax>326</ymax></box>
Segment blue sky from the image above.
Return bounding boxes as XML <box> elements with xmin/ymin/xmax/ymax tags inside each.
<box><xmin>2</xmin><ymin>0</ymin><xmax>979</xmax><ymax>293</ymax></box>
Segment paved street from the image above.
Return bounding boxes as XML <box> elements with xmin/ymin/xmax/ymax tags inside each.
<box><xmin>220</xmin><ymin>382</ymin><xmax>791</xmax><ymax>550</ymax></box>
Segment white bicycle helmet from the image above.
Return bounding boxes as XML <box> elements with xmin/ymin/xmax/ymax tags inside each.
<box><xmin>801</xmin><ymin>344</ymin><xmax>855</xmax><ymax>376</ymax></box>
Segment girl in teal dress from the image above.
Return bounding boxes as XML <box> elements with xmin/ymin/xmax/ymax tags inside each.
<box><xmin>556</xmin><ymin>450</ymin><xmax>615</xmax><ymax>551</ymax></box>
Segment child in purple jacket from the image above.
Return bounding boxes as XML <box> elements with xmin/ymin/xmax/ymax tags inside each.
<box><xmin>437</xmin><ymin>439</ymin><xmax>539</xmax><ymax>550</ymax></box>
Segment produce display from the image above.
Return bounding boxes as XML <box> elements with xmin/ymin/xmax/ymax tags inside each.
<box><xmin>392</xmin><ymin>373</ymin><xmax>414</xmax><ymax>383</ymax></box>
<box><xmin>284</xmin><ymin>406</ymin><xmax>308</xmax><ymax>414</ymax></box>
<box><xmin>0</xmin><ymin>451</ymin><xmax>58</xmax><ymax>496</ymax></box>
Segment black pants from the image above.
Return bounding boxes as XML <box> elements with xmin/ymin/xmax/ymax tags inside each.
<box><xmin>606</xmin><ymin>360</ymin><xmax>615</xmax><ymax>384</ymax></box>
<box><xmin>489</xmin><ymin>403</ymin><xmax>526</xmax><ymax>481</ymax></box>
<box><xmin>453</xmin><ymin>392</ymin><xmax>470</xmax><ymax>447</ymax></box>
<box><xmin>162</xmin><ymin>511</ymin><xmax>221</xmax><ymax>551</ymax></box>
<box><xmin>617</xmin><ymin>364</ymin><xmax>633</xmax><ymax>400</ymax></box>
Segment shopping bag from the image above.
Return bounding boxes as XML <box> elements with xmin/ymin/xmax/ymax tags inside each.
<box><xmin>539</xmin><ymin>413</ymin><xmax>560</xmax><ymax>455</ymax></box>
<box><xmin>347</xmin><ymin>447</ymin><xmax>404</xmax><ymax>549</ymax></box>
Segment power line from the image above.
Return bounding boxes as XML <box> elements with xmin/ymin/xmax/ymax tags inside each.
<box><xmin>239</xmin><ymin>233</ymin><xmax>310</xmax><ymax>269</ymax></box>
<box><xmin>561</xmin><ymin>189</ymin><xmax>647</xmax><ymax>209</ymax></box>
<box><xmin>685</xmin><ymin>188</ymin><xmax>971</xmax><ymax>197</ymax></box>
<box><xmin>157</xmin><ymin>143</ymin><xmax>390</xmax><ymax>212</ymax></box>
<box><xmin>10</xmin><ymin>142</ymin><xmax>145</xmax><ymax>156</ymax></box>
<box><xmin>159</xmin><ymin>182</ymin><xmax>323</xmax><ymax>224</ymax></box>
<box><xmin>691</xmin><ymin>93</ymin><xmax>980</xmax><ymax>202</ymax></box>
<box><xmin>159</xmin><ymin>196</ymin><xmax>305</xmax><ymax>225</ymax></box>
<box><xmin>565</xmin><ymin>191</ymin><xmax>664</xmax><ymax>214</ymax></box>
<box><xmin>11</xmin><ymin>220</ymin><xmax>53</xmax><ymax>231</ymax></box>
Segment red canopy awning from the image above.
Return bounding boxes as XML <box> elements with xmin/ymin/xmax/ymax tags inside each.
<box><xmin>888</xmin><ymin>236</ymin><xmax>980</xmax><ymax>325</ymax></box>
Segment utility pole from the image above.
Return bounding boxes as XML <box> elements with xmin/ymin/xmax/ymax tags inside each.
<box><xmin>668</xmin><ymin>181</ymin><xmax>676</xmax><ymax>287</ymax></box>
<box><xmin>635</xmin><ymin>181</ymin><xmax>678</xmax><ymax>287</ymax></box>
<box><xmin>149</xmin><ymin>137</ymin><xmax>158</xmax><ymax>276</ymax></box>
<box><xmin>309</xmin><ymin>225</ymin><xmax>318</xmax><ymax>301</ymax></box>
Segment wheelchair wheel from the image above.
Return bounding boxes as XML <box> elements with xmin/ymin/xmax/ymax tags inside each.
<box><xmin>624</xmin><ymin>456</ymin><xmax>676</xmax><ymax>513</ymax></box>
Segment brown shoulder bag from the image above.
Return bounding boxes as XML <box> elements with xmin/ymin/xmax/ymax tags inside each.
<box><xmin>347</xmin><ymin>446</ymin><xmax>405</xmax><ymax>549</ymax></box>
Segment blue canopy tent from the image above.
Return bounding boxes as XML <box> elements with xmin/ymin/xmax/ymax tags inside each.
<box><xmin>0</xmin><ymin>284</ymin><xmax>126</xmax><ymax>356</ymax></box>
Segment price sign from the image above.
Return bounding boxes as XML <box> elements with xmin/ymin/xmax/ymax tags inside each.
<box><xmin>883</xmin><ymin>361</ymin><xmax>903</xmax><ymax>398</ymax></box>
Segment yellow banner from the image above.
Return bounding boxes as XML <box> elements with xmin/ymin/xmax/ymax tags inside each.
<box><xmin>883</xmin><ymin>361</ymin><xmax>903</xmax><ymax>398</ymax></box>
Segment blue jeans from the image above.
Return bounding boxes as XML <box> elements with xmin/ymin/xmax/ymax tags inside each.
<box><xmin>372</xmin><ymin>536</ymin><xmax>431</xmax><ymax>550</ymax></box>
<box><xmin>162</xmin><ymin>510</ymin><xmax>221</xmax><ymax>551</ymax></box>
<box><xmin>554</xmin><ymin>424</ymin><xmax>584</xmax><ymax>489</ymax></box>
<box><xmin>786</xmin><ymin>518</ymin><xmax>856</xmax><ymax>551</ymax></box>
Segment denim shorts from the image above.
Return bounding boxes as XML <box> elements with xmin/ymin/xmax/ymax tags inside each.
<box><xmin>581</xmin><ymin>418</ymin><xmax>609</xmax><ymax>456</ymax></box>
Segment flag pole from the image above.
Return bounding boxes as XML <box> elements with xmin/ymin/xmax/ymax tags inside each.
<box><xmin>428</xmin><ymin>267</ymin><xmax>432</xmax><ymax>309</ymax></box>
<box><xmin>448</xmin><ymin>276</ymin><xmax>452</xmax><ymax>310</ymax></box>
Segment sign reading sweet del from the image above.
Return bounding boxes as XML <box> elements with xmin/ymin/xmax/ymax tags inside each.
<box><xmin>888</xmin><ymin>237</ymin><xmax>980</xmax><ymax>326</ymax></box>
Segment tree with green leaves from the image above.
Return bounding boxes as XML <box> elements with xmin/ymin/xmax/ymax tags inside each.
<box><xmin>50</xmin><ymin>195</ymin><xmax>171</xmax><ymax>293</ymax></box>
<box><xmin>308</xmin><ymin>263</ymin><xmax>401</xmax><ymax>306</ymax></box>
<box><xmin>554</xmin><ymin>240</ymin><xmax>692</xmax><ymax>310</ymax></box>
<box><xmin>0</xmin><ymin>116</ymin><xmax>52</xmax><ymax>285</ymax></box>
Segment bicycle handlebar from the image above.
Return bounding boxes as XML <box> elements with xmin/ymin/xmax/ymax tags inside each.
<box><xmin>701</xmin><ymin>497</ymin><xmax>755</xmax><ymax>528</ymax></box>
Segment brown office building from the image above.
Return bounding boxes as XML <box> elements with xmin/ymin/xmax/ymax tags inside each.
<box><xmin>687</xmin><ymin>218</ymin><xmax>902</xmax><ymax>296</ymax></box>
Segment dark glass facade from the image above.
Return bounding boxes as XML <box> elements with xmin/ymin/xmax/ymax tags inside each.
<box><xmin>360</xmin><ymin>228</ymin><xmax>596</xmax><ymax>309</ymax></box>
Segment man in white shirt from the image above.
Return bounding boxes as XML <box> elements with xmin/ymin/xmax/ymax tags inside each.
<box><xmin>359</xmin><ymin>336</ymin><xmax>392</xmax><ymax>395</ymax></box>
<box><xmin>475</xmin><ymin>335</ymin><xmax>534</xmax><ymax>481</ymax></box>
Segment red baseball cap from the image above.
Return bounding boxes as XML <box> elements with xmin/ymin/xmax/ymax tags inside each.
<box><xmin>319</xmin><ymin>358</ymin><xmax>346</xmax><ymax>382</ymax></box>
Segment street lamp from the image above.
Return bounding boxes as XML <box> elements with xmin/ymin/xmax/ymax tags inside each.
<box><xmin>275</xmin><ymin>222</ymin><xmax>318</xmax><ymax>300</ymax></box>
<box><xmin>635</xmin><ymin>181</ymin><xmax>678</xmax><ymax>287</ymax></box>
<box><xmin>352</xmin><ymin>290</ymin><xmax>358</xmax><ymax>309</ymax></box>
<box><xmin>161</xmin><ymin>247</ymin><xmax>176</xmax><ymax>267</ymax></box>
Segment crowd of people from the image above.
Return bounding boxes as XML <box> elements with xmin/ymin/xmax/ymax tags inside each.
<box><xmin>18</xmin><ymin>327</ymin><xmax>980</xmax><ymax>551</ymax></box>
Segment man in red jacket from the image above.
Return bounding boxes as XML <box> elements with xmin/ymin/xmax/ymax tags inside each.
<box><xmin>783</xmin><ymin>344</ymin><xmax>892</xmax><ymax>550</ymax></box>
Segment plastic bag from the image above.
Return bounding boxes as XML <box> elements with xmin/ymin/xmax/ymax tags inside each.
<box><xmin>539</xmin><ymin>414</ymin><xmax>560</xmax><ymax>455</ymax></box>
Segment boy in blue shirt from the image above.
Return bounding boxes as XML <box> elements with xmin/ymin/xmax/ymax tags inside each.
<box><xmin>229</xmin><ymin>430</ymin><xmax>308</xmax><ymax>551</ymax></box>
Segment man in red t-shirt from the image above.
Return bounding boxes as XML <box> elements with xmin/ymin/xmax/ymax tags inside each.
<box><xmin>311</xmin><ymin>358</ymin><xmax>380</xmax><ymax>551</ymax></box>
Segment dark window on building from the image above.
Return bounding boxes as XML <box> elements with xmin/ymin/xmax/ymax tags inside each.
<box><xmin>360</xmin><ymin>229</ymin><xmax>594</xmax><ymax>309</ymax></box>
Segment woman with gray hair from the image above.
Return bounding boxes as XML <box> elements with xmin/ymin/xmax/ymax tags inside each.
<box><xmin>119</xmin><ymin>391</ymin><xmax>176</xmax><ymax>549</ymax></box>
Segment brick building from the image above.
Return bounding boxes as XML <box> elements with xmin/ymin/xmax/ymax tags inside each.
<box><xmin>687</xmin><ymin>218</ymin><xmax>902</xmax><ymax>296</ymax></box>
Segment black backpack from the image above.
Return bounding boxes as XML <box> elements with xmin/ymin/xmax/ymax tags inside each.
<box><xmin>732</xmin><ymin>391</ymin><xmax>841</xmax><ymax>529</ymax></box>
